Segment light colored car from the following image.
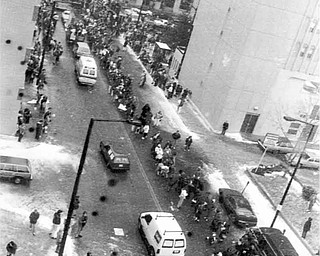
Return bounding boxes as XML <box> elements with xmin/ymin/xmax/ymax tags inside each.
<box><xmin>286</xmin><ymin>152</ymin><xmax>320</xmax><ymax>170</ymax></box>
<box><xmin>0</xmin><ymin>155</ymin><xmax>32</xmax><ymax>184</ymax></box>
<box><xmin>61</xmin><ymin>10</ymin><xmax>71</xmax><ymax>23</ymax></box>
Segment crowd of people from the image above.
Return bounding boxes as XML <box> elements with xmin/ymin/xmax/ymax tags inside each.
<box><xmin>9</xmin><ymin>0</ymin><xmax>235</xmax><ymax>255</ymax></box>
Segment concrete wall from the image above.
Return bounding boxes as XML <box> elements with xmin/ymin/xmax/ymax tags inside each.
<box><xmin>0</xmin><ymin>0</ymin><xmax>40</xmax><ymax>135</ymax></box>
<box><xmin>179</xmin><ymin>0</ymin><xmax>319</xmax><ymax>143</ymax></box>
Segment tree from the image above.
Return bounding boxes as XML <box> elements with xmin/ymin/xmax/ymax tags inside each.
<box><xmin>161</xmin><ymin>14</ymin><xmax>192</xmax><ymax>49</ymax></box>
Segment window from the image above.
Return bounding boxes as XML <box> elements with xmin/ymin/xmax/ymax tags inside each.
<box><xmin>309</xmin><ymin>19</ymin><xmax>318</xmax><ymax>33</ymax></box>
<box><xmin>300</xmin><ymin>44</ymin><xmax>308</xmax><ymax>57</ymax></box>
<box><xmin>3</xmin><ymin>164</ymin><xmax>16</xmax><ymax>171</ymax></box>
<box><xmin>174</xmin><ymin>239</ymin><xmax>185</xmax><ymax>248</ymax></box>
<box><xmin>154</xmin><ymin>231</ymin><xmax>162</xmax><ymax>244</ymax></box>
<box><xmin>287</xmin><ymin>122</ymin><xmax>301</xmax><ymax>135</ymax></box>
<box><xmin>83</xmin><ymin>69</ymin><xmax>89</xmax><ymax>75</ymax></box>
<box><xmin>89</xmin><ymin>69</ymin><xmax>95</xmax><ymax>75</ymax></box>
<box><xmin>310</xmin><ymin>105</ymin><xmax>320</xmax><ymax>120</ymax></box>
<box><xmin>16</xmin><ymin>166</ymin><xmax>28</xmax><ymax>173</ymax></box>
<box><xmin>307</xmin><ymin>46</ymin><xmax>316</xmax><ymax>58</ymax></box>
<box><xmin>162</xmin><ymin>239</ymin><xmax>174</xmax><ymax>248</ymax></box>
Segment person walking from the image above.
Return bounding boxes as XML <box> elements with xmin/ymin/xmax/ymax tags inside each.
<box><xmin>55</xmin><ymin>229</ymin><xmax>63</xmax><ymax>253</ymax></box>
<box><xmin>155</xmin><ymin>144</ymin><xmax>163</xmax><ymax>163</ymax></box>
<box><xmin>17</xmin><ymin>123</ymin><xmax>26</xmax><ymax>142</ymax></box>
<box><xmin>152</xmin><ymin>111</ymin><xmax>163</xmax><ymax>127</ymax></box>
<box><xmin>75</xmin><ymin>211</ymin><xmax>88</xmax><ymax>238</ymax></box>
<box><xmin>184</xmin><ymin>136</ymin><xmax>193</xmax><ymax>151</ymax></box>
<box><xmin>49</xmin><ymin>209</ymin><xmax>63</xmax><ymax>239</ymax></box>
<box><xmin>302</xmin><ymin>217</ymin><xmax>312</xmax><ymax>239</ymax></box>
<box><xmin>221</xmin><ymin>121</ymin><xmax>229</xmax><ymax>135</ymax></box>
<box><xmin>172</xmin><ymin>130</ymin><xmax>181</xmax><ymax>147</ymax></box>
<box><xmin>141</xmin><ymin>124</ymin><xmax>150</xmax><ymax>140</ymax></box>
<box><xmin>6</xmin><ymin>241</ymin><xmax>17</xmax><ymax>256</ymax></box>
<box><xmin>29</xmin><ymin>209</ymin><xmax>40</xmax><ymax>236</ymax></box>
<box><xmin>177</xmin><ymin>98</ymin><xmax>185</xmax><ymax>113</ymax></box>
<box><xmin>23</xmin><ymin>108</ymin><xmax>32</xmax><ymax>124</ymax></box>
<box><xmin>177</xmin><ymin>187</ymin><xmax>188</xmax><ymax>209</ymax></box>
<box><xmin>139</xmin><ymin>71</ymin><xmax>146</xmax><ymax>88</ymax></box>
<box><xmin>308</xmin><ymin>194</ymin><xmax>317</xmax><ymax>212</ymax></box>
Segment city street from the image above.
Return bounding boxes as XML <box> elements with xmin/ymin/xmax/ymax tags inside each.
<box><xmin>0</xmin><ymin>11</ymin><xmax>318</xmax><ymax>256</ymax></box>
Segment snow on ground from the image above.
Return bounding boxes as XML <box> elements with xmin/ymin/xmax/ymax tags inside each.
<box><xmin>0</xmin><ymin>135</ymin><xmax>80</xmax><ymax>175</ymax></box>
<box><xmin>0</xmin><ymin>135</ymin><xmax>78</xmax><ymax>255</ymax></box>
<box><xmin>236</xmin><ymin>165</ymin><xmax>313</xmax><ymax>256</ymax></box>
<box><xmin>202</xmin><ymin>162</ymin><xmax>230</xmax><ymax>193</ymax></box>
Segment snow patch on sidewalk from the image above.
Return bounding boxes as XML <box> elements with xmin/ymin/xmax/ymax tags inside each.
<box><xmin>0</xmin><ymin>136</ymin><xmax>80</xmax><ymax>174</ymax></box>
<box><xmin>236</xmin><ymin>164</ymin><xmax>313</xmax><ymax>256</ymax></box>
<box><xmin>202</xmin><ymin>162</ymin><xmax>229</xmax><ymax>194</ymax></box>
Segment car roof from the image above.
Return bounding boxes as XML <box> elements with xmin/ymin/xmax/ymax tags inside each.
<box><xmin>0</xmin><ymin>155</ymin><xmax>29</xmax><ymax>166</ymax></box>
<box><xmin>77</xmin><ymin>42</ymin><xmax>90</xmax><ymax>48</ymax></box>
<box><xmin>258</xmin><ymin>227</ymin><xmax>299</xmax><ymax>256</ymax></box>
<box><xmin>141</xmin><ymin>212</ymin><xmax>185</xmax><ymax>234</ymax></box>
<box><xmin>219</xmin><ymin>188</ymin><xmax>242</xmax><ymax>196</ymax></box>
<box><xmin>80</xmin><ymin>56</ymin><xmax>96</xmax><ymax>67</ymax></box>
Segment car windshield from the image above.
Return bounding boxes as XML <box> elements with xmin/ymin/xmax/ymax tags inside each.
<box><xmin>236</xmin><ymin>207</ymin><xmax>254</xmax><ymax>216</ymax></box>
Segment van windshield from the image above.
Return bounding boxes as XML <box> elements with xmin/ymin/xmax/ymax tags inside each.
<box><xmin>162</xmin><ymin>239</ymin><xmax>173</xmax><ymax>248</ymax></box>
<box><xmin>174</xmin><ymin>239</ymin><xmax>185</xmax><ymax>248</ymax></box>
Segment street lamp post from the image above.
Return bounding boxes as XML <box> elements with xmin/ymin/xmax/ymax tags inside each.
<box><xmin>58</xmin><ymin>118</ymin><xmax>132</xmax><ymax>255</ymax></box>
<box><xmin>270</xmin><ymin>116</ymin><xmax>315</xmax><ymax>227</ymax></box>
<box><xmin>135</xmin><ymin>0</ymin><xmax>144</xmax><ymax>27</ymax></box>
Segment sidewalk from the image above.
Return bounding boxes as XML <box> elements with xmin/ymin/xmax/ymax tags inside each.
<box><xmin>116</xmin><ymin>36</ymin><xmax>316</xmax><ymax>255</ymax></box>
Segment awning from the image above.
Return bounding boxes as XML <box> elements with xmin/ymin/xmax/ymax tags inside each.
<box><xmin>155</xmin><ymin>42</ymin><xmax>171</xmax><ymax>51</ymax></box>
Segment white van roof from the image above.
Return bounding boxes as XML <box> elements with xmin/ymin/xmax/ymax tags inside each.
<box><xmin>79</xmin><ymin>56</ymin><xmax>97</xmax><ymax>69</ymax></box>
<box><xmin>143</xmin><ymin>212</ymin><xmax>185</xmax><ymax>236</ymax></box>
<box><xmin>77</xmin><ymin>42</ymin><xmax>90</xmax><ymax>48</ymax></box>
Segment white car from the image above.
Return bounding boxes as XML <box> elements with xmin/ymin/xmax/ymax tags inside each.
<box><xmin>61</xmin><ymin>10</ymin><xmax>71</xmax><ymax>24</ymax></box>
<box><xmin>286</xmin><ymin>152</ymin><xmax>320</xmax><ymax>170</ymax></box>
<box><xmin>153</xmin><ymin>19</ymin><xmax>169</xmax><ymax>27</ymax></box>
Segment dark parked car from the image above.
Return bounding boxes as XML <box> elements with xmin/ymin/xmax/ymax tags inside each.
<box><xmin>99</xmin><ymin>142</ymin><xmax>130</xmax><ymax>172</ymax></box>
<box><xmin>218</xmin><ymin>188</ymin><xmax>257</xmax><ymax>228</ymax></box>
<box><xmin>224</xmin><ymin>227</ymin><xmax>299</xmax><ymax>256</ymax></box>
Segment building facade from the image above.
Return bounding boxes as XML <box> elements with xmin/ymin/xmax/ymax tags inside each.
<box><xmin>0</xmin><ymin>0</ymin><xmax>40</xmax><ymax>135</ymax></box>
<box><xmin>179</xmin><ymin>0</ymin><xmax>319</xmax><ymax>144</ymax></box>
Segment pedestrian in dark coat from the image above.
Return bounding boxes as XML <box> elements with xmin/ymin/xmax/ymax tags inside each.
<box><xmin>184</xmin><ymin>136</ymin><xmax>193</xmax><ymax>151</ymax></box>
<box><xmin>29</xmin><ymin>209</ymin><xmax>40</xmax><ymax>235</ymax></box>
<box><xmin>302</xmin><ymin>217</ymin><xmax>312</xmax><ymax>238</ymax></box>
<box><xmin>75</xmin><ymin>211</ymin><xmax>88</xmax><ymax>238</ymax></box>
<box><xmin>50</xmin><ymin>210</ymin><xmax>63</xmax><ymax>239</ymax></box>
<box><xmin>172</xmin><ymin>130</ymin><xmax>181</xmax><ymax>147</ymax></box>
<box><xmin>221</xmin><ymin>121</ymin><xmax>229</xmax><ymax>135</ymax></box>
<box><xmin>6</xmin><ymin>241</ymin><xmax>17</xmax><ymax>256</ymax></box>
<box><xmin>17</xmin><ymin>124</ymin><xmax>26</xmax><ymax>142</ymax></box>
<box><xmin>23</xmin><ymin>108</ymin><xmax>32</xmax><ymax>124</ymax></box>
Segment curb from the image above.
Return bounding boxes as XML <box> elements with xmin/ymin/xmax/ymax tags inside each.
<box><xmin>245</xmin><ymin>169</ymin><xmax>315</xmax><ymax>255</ymax></box>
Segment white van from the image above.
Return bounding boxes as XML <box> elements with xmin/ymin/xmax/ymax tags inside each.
<box><xmin>75</xmin><ymin>56</ymin><xmax>97</xmax><ymax>86</ymax></box>
<box><xmin>0</xmin><ymin>155</ymin><xmax>32</xmax><ymax>184</ymax></box>
<box><xmin>74</xmin><ymin>42</ymin><xmax>91</xmax><ymax>58</ymax></box>
<box><xmin>138</xmin><ymin>212</ymin><xmax>186</xmax><ymax>256</ymax></box>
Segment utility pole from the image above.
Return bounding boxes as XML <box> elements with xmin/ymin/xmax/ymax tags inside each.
<box><xmin>36</xmin><ymin>1</ymin><xmax>56</xmax><ymax>86</ymax></box>
<box><xmin>136</xmin><ymin>0</ymin><xmax>144</xmax><ymax>27</ymax></box>
<box><xmin>58</xmin><ymin>118</ymin><xmax>132</xmax><ymax>255</ymax></box>
<box><xmin>270</xmin><ymin>117</ymin><xmax>315</xmax><ymax>227</ymax></box>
